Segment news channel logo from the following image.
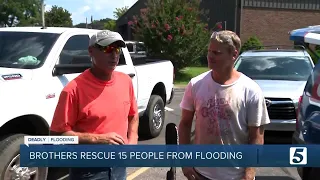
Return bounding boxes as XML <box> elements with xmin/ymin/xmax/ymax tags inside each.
<box><xmin>289</xmin><ymin>147</ymin><xmax>307</xmax><ymax>165</ymax></box>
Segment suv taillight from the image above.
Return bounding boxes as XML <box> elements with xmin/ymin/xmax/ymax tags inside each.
<box><xmin>296</xmin><ymin>95</ymin><xmax>303</xmax><ymax>130</ymax></box>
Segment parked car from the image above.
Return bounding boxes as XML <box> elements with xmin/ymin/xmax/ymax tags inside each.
<box><xmin>234</xmin><ymin>48</ymin><xmax>314</xmax><ymax>132</ymax></box>
<box><xmin>292</xmin><ymin>61</ymin><xmax>320</xmax><ymax>179</ymax></box>
<box><xmin>0</xmin><ymin>27</ymin><xmax>174</xmax><ymax>180</ymax></box>
<box><xmin>125</xmin><ymin>41</ymin><xmax>147</xmax><ymax>58</ymax></box>
<box><xmin>290</xmin><ymin>25</ymin><xmax>320</xmax><ymax>180</ymax></box>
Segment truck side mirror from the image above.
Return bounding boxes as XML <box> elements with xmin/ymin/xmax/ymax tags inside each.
<box><xmin>53</xmin><ymin>64</ymin><xmax>91</xmax><ymax>76</ymax></box>
<box><xmin>53</xmin><ymin>56</ymin><xmax>92</xmax><ymax>76</ymax></box>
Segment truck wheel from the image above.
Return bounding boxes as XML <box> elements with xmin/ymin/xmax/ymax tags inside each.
<box><xmin>141</xmin><ymin>95</ymin><xmax>165</xmax><ymax>138</ymax></box>
<box><xmin>0</xmin><ymin>134</ymin><xmax>47</xmax><ymax>180</ymax></box>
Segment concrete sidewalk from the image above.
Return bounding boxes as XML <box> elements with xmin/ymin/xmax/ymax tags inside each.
<box><xmin>174</xmin><ymin>85</ymin><xmax>186</xmax><ymax>91</ymax></box>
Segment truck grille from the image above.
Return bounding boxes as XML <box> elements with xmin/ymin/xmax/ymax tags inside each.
<box><xmin>265</xmin><ymin>98</ymin><xmax>296</xmax><ymax>120</ymax></box>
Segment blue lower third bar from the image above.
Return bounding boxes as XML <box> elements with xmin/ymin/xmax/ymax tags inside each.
<box><xmin>19</xmin><ymin>145</ymin><xmax>320</xmax><ymax>167</ymax></box>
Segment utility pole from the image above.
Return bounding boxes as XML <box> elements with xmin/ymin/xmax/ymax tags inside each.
<box><xmin>90</xmin><ymin>15</ymin><xmax>93</xmax><ymax>29</ymax></box>
<box><xmin>41</xmin><ymin>0</ymin><xmax>46</xmax><ymax>28</ymax></box>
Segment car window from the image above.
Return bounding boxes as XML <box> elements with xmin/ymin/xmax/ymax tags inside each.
<box><xmin>234</xmin><ymin>56</ymin><xmax>313</xmax><ymax>81</ymax></box>
<box><xmin>0</xmin><ymin>31</ymin><xmax>59</xmax><ymax>69</ymax></box>
<box><xmin>59</xmin><ymin>35</ymin><xmax>91</xmax><ymax>65</ymax></box>
<box><xmin>305</xmin><ymin>62</ymin><xmax>320</xmax><ymax>97</ymax></box>
<box><xmin>118</xmin><ymin>49</ymin><xmax>126</xmax><ymax>66</ymax></box>
<box><xmin>126</xmin><ymin>43</ymin><xmax>134</xmax><ymax>52</ymax></box>
<box><xmin>136</xmin><ymin>43</ymin><xmax>146</xmax><ymax>51</ymax></box>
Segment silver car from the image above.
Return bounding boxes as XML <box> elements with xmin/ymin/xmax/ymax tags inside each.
<box><xmin>234</xmin><ymin>49</ymin><xmax>314</xmax><ymax>132</ymax></box>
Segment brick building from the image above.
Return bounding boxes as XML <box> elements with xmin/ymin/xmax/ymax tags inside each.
<box><xmin>241</xmin><ymin>0</ymin><xmax>320</xmax><ymax>46</ymax></box>
<box><xmin>116</xmin><ymin>0</ymin><xmax>320</xmax><ymax>46</ymax></box>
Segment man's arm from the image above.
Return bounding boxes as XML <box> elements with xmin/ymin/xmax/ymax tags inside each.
<box><xmin>244</xmin><ymin>91</ymin><xmax>270</xmax><ymax>180</ymax></box>
<box><xmin>127</xmin><ymin>80</ymin><xmax>139</xmax><ymax>144</ymax></box>
<box><xmin>178</xmin><ymin>82</ymin><xmax>195</xmax><ymax>144</ymax></box>
<box><xmin>178</xmin><ymin>109</ymin><xmax>195</xmax><ymax>144</ymax></box>
<box><xmin>127</xmin><ymin>113</ymin><xmax>139</xmax><ymax>144</ymax></box>
<box><xmin>50</xmin><ymin>90</ymin><xmax>105</xmax><ymax>144</ymax></box>
<box><xmin>244</xmin><ymin>125</ymin><xmax>265</xmax><ymax>179</ymax></box>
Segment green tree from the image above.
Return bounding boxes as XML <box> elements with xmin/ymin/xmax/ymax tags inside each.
<box><xmin>240</xmin><ymin>36</ymin><xmax>263</xmax><ymax>53</ymax></box>
<box><xmin>113</xmin><ymin>6</ymin><xmax>129</xmax><ymax>19</ymax></box>
<box><xmin>103</xmin><ymin>6</ymin><xmax>128</xmax><ymax>32</ymax></box>
<box><xmin>0</xmin><ymin>0</ymin><xmax>42</xmax><ymax>27</ymax></box>
<box><xmin>130</xmin><ymin>0</ymin><xmax>217</xmax><ymax>72</ymax></box>
<box><xmin>45</xmin><ymin>5</ymin><xmax>73</xmax><ymax>27</ymax></box>
<box><xmin>104</xmin><ymin>20</ymin><xmax>116</xmax><ymax>31</ymax></box>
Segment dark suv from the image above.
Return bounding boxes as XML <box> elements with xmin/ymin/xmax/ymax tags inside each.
<box><xmin>292</xmin><ymin>61</ymin><xmax>320</xmax><ymax>179</ymax></box>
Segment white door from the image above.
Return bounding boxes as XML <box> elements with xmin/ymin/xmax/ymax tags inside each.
<box><xmin>115</xmin><ymin>47</ymin><xmax>139</xmax><ymax>109</ymax></box>
<box><xmin>43</xmin><ymin>33</ymin><xmax>92</xmax><ymax>124</ymax></box>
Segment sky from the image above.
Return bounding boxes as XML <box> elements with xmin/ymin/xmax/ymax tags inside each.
<box><xmin>45</xmin><ymin>0</ymin><xmax>138</xmax><ymax>25</ymax></box>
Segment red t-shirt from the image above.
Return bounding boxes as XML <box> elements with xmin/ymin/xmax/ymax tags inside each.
<box><xmin>50</xmin><ymin>69</ymin><xmax>138</xmax><ymax>144</ymax></box>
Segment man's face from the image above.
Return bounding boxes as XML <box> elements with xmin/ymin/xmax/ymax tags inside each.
<box><xmin>88</xmin><ymin>42</ymin><xmax>121</xmax><ymax>72</ymax></box>
<box><xmin>207</xmin><ymin>40</ymin><xmax>238</xmax><ymax>71</ymax></box>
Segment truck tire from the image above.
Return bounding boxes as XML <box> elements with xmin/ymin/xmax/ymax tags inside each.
<box><xmin>0</xmin><ymin>134</ymin><xmax>47</xmax><ymax>180</ymax></box>
<box><xmin>141</xmin><ymin>95</ymin><xmax>165</xmax><ymax>138</ymax></box>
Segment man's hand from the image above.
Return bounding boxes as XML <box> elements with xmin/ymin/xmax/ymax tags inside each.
<box><xmin>242</xmin><ymin>167</ymin><xmax>255</xmax><ymax>180</ymax></box>
<box><xmin>98</xmin><ymin>132</ymin><xmax>125</xmax><ymax>145</ymax></box>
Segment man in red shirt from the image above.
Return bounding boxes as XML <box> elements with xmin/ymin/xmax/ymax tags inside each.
<box><xmin>50</xmin><ymin>30</ymin><xmax>139</xmax><ymax>180</ymax></box>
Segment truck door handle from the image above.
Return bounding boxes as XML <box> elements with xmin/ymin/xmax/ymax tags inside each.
<box><xmin>128</xmin><ymin>73</ymin><xmax>135</xmax><ymax>78</ymax></box>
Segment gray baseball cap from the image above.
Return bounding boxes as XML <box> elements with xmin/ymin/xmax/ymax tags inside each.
<box><xmin>89</xmin><ymin>30</ymin><xmax>126</xmax><ymax>47</ymax></box>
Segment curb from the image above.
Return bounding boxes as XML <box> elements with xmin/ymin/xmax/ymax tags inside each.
<box><xmin>174</xmin><ymin>86</ymin><xmax>186</xmax><ymax>91</ymax></box>
<box><xmin>174</xmin><ymin>85</ymin><xmax>186</xmax><ymax>89</ymax></box>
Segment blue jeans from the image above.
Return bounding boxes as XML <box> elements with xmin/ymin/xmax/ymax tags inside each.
<box><xmin>69</xmin><ymin>167</ymin><xmax>126</xmax><ymax>180</ymax></box>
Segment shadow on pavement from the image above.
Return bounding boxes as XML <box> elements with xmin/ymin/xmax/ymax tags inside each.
<box><xmin>264</xmin><ymin>131</ymin><xmax>293</xmax><ymax>144</ymax></box>
<box><xmin>256</xmin><ymin>176</ymin><xmax>295</xmax><ymax>180</ymax></box>
<box><xmin>138</xmin><ymin>136</ymin><xmax>153</xmax><ymax>141</ymax></box>
<box><xmin>48</xmin><ymin>167</ymin><xmax>68</xmax><ymax>180</ymax></box>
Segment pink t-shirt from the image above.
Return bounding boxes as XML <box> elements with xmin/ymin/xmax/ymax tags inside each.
<box><xmin>180</xmin><ymin>70</ymin><xmax>270</xmax><ymax>180</ymax></box>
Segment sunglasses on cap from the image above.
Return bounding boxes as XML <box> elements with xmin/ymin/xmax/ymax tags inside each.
<box><xmin>94</xmin><ymin>44</ymin><xmax>121</xmax><ymax>54</ymax></box>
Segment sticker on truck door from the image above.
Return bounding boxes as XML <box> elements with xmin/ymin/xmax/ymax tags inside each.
<box><xmin>1</xmin><ymin>74</ymin><xmax>22</xmax><ymax>80</ymax></box>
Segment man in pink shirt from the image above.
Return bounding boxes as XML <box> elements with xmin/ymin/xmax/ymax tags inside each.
<box><xmin>178</xmin><ymin>30</ymin><xmax>270</xmax><ymax>180</ymax></box>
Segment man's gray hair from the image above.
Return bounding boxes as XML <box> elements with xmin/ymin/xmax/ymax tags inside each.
<box><xmin>210</xmin><ymin>30</ymin><xmax>241</xmax><ymax>52</ymax></box>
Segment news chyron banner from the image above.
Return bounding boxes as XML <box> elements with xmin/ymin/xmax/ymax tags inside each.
<box><xmin>24</xmin><ymin>136</ymin><xmax>79</xmax><ymax>145</ymax></box>
<box><xmin>22</xmin><ymin>136</ymin><xmax>319</xmax><ymax>167</ymax></box>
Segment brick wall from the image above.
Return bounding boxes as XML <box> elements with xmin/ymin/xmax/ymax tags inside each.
<box><xmin>240</xmin><ymin>8</ymin><xmax>320</xmax><ymax>46</ymax></box>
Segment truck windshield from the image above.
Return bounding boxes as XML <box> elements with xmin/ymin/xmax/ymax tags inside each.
<box><xmin>234</xmin><ymin>56</ymin><xmax>313</xmax><ymax>81</ymax></box>
<box><xmin>0</xmin><ymin>31</ymin><xmax>60</xmax><ymax>69</ymax></box>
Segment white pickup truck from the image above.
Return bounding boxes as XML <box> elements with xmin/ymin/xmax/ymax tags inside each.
<box><xmin>0</xmin><ymin>27</ymin><xmax>174</xmax><ymax>179</ymax></box>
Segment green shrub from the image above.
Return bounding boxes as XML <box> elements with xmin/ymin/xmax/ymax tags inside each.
<box><xmin>240</xmin><ymin>36</ymin><xmax>263</xmax><ymax>53</ymax></box>
<box><xmin>129</xmin><ymin>0</ymin><xmax>218</xmax><ymax>72</ymax></box>
<box><xmin>308</xmin><ymin>49</ymin><xmax>320</xmax><ymax>64</ymax></box>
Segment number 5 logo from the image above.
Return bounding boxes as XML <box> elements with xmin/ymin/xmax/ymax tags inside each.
<box><xmin>290</xmin><ymin>147</ymin><xmax>307</xmax><ymax>165</ymax></box>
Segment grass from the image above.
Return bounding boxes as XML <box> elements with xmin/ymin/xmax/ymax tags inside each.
<box><xmin>174</xmin><ymin>66</ymin><xmax>209</xmax><ymax>86</ymax></box>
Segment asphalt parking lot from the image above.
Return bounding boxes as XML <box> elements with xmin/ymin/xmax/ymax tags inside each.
<box><xmin>49</xmin><ymin>88</ymin><xmax>301</xmax><ymax>180</ymax></box>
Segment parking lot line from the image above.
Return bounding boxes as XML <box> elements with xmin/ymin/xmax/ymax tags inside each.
<box><xmin>57</xmin><ymin>174</ymin><xmax>69</xmax><ymax>180</ymax></box>
<box><xmin>165</xmin><ymin>107</ymin><xmax>174</xmax><ymax>111</ymax></box>
<box><xmin>127</xmin><ymin>167</ymin><xmax>150</xmax><ymax>180</ymax></box>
